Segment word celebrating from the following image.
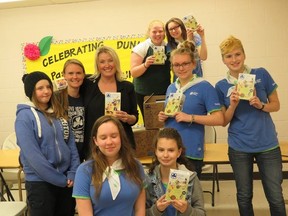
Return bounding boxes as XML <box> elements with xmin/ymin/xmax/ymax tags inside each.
<box><xmin>42</xmin><ymin>41</ymin><xmax>104</xmax><ymax>67</ymax></box>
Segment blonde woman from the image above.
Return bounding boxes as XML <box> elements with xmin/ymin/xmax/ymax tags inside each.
<box><xmin>82</xmin><ymin>46</ymin><xmax>138</xmax><ymax>159</ymax></box>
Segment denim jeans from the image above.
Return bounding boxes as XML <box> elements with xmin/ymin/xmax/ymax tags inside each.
<box><xmin>26</xmin><ymin>181</ymin><xmax>75</xmax><ymax>216</ymax></box>
<box><xmin>228</xmin><ymin>147</ymin><xmax>286</xmax><ymax>216</ymax></box>
<box><xmin>186</xmin><ymin>158</ymin><xmax>203</xmax><ymax>179</ymax></box>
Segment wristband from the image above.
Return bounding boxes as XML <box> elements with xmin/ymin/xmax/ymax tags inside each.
<box><xmin>189</xmin><ymin>114</ymin><xmax>195</xmax><ymax>125</ymax></box>
<box><xmin>143</xmin><ymin>63</ymin><xmax>148</xmax><ymax>68</ymax></box>
<box><xmin>259</xmin><ymin>102</ymin><xmax>265</xmax><ymax>110</ymax></box>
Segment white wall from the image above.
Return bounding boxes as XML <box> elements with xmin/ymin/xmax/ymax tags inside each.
<box><xmin>0</xmin><ymin>0</ymin><xmax>287</xmax><ymax>144</ymax></box>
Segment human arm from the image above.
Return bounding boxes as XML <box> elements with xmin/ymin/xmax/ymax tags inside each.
<box><xmin>169</xmin><ymin>172</ymin><xmax>205</xmax><ymax>216</ymax></box>
<box><xmin>66</xmin><ymin>127</ymin><xmax>80</xmax><ymax>182</ymax></box>
<box><xmin>146</xmin><ymin>194</ymin><xmax>171</xmax><ymax>216</ymax></box>
<box><xmin>195</xmin><ymin>25</ymin><xmax>207</xmax><ymax>61</ymax></box>
<box><xmin>221</xmin><ymin>89</ymin><xmax>240</xmax><ymax>126</ymax></box>
<box><xmin>15</xmin><ymin>111</ymin><xmax>68</xmax><ymax>187</ymax></box>
<box><xmin>174</xmin><ymin>110</ymin><xmax>223</xmax><ymax>126</ymax></box>
<box><xmin>188</xmin><ymin>176</ymin><xmax>206</xmax><ymax>216</ymax></box>
<box><xmin>115</xmin><ymin>81</ymin><xmax>139</xmax><ymax>125</ymax></box>
<box><xmin>76</xmin><ymin>199</ymin><xmax>93</xmax><ymax>216</ymax></box>
<box><xmin>73</xmin><ymin>162</ymin><xmax>93</xmax><ymax>215</ymax></box>
<box><xmin>134</xmin><ymin>189</ymin><xmax>146</xmax><ymax>216</ymax></box>
<box><xmin>249</xmin><ymin>90</ymin><xmax>280</xmax><ymax>112</ymax></box>
<box><xmin>158</xmin><ymin>111</ymin><xmax>169</xmax><ymax>122</ymax></box>
<box><xmin>131</xmin><ymin>52</ymin><xmax>155</xmax><ymax>78</ymax></box>
<box><xmin>115</xmin><ymin>110</ymin><xmax>137</xmax><ymax>125</ymax></box>
<box><xmin>186</xmin><ymin>25</ymin><xmax>207</xmax><ymax>61</ymax></box>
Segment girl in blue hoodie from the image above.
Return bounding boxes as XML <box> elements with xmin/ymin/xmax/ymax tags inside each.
<box><xmin>15</xmin><ymin>71</ymin><xmax>80</xmax><ymax>216</ymax></box>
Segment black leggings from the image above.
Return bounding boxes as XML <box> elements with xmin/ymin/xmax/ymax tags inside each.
<box><xmin>135</xmin><ymin>92</ymin><xmax>146</xmax><ymax>119</ymax></box>
<box><xmin>25</xmin><ymin>181</ymin><xmax>75</xmax><ymax>216</ymax></box>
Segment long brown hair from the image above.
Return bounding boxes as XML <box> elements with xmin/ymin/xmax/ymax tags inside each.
<box><xmin>31</xmin><ymin>83</ymin><xmax>67</xmax><ymax>122</ymax></box>
<box><xmin>90</xmin><ymin>115</ymin><xmax>142</xmax><ymax>198</ymax></box>
<box><xmin>148</xmin><ymin>128</ymin><xmax>189</xmax><ymax>174</ymax></box>
<box><xmin>165</xmin><ymin>17</ymin><xmax>187</xmax><ymax>50</ymax></box>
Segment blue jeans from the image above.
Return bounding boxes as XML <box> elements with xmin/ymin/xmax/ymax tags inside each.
<box><xmin>228</xmin><ymin>147</ymin><xmax>286</xmax><ymax>216</ymax></box>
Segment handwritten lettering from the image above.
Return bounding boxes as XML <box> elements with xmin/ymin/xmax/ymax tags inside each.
<box><xmin>117</xmin><ymin>40</ymin><xmax>140</xmax><ymax>49</ymax></box>
<box><xmin>42</xmin><ymin>41</ymin><xmax>104</xmax><ymax>67</ymax></box>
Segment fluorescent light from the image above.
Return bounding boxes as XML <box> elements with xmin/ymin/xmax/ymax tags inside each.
<box><xmin>0</xmin><ymin>0</ymin><xmax>23</xmax><ymax>3</ymax></box>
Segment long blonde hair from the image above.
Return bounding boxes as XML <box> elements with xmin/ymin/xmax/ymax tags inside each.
<box><xmin>89</xmin><ymin>46</ymin><xmax>123</xmax><ymax>81</ymax></box>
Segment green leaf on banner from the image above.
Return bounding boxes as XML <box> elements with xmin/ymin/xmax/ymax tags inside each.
<box><xmin>39</xmin><ymin>36</ymin><xmax>53</xmax><ymax>56</ymax></box>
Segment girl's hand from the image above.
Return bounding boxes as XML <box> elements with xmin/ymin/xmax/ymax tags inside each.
<box><xmin>156</xmin><ymin>195</ymin><xmax>171</xmax><ymax>212</ymax></box>
<box><xmin>230</xmin><ymin>89</ymin><xmax>240</xmax><ymax>108</ymax></box>
<box><xmin>115</xmin><ymin>110</ymin><xmax>129</xmax><ymax>123</ymax></box>
<box><xmin>196</xmin><ymin>24</ymin><xmax>205</xmax><ymax>37</ymax></box>
<box><xmin>158</xmin><ymin>111</ymin><xmax>168</xmax><ymax>122</ymax></box>
<box><xmin>186</xmin><ymin>28</ymin><xmax>194</xmax><ymax>41</ymax></box>
<box><xmin>249</xmin><ymin>95</ymin><xmax>263</xmax><ymax>109</ymax></box>
<box><xmin>171</xmin><ymin>199</ymin><xmax>188</xmax><ymax>213</ymax></box>
<box><xmin>144</xmin><ymin>55</ymin><xmax>155</xmax><ymax>68</ymax></box>
<box><xmin>174</xmin><ymin>112</ymin><xmax>191</xmax><ymax>123</ymax></box>
<box><xmin>67</xmin><ymin>179</ymin><xmax>74</xmax><ymax>188</ymax></box>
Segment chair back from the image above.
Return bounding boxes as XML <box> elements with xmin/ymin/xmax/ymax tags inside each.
<box><xmin>204</xmin><ymin>126</ymin><xmax>217</xmax><ymax>144</ymax></box>
<box><xmin>2</xmin><ymin>132</ymin><xmax>19</xmax><ymax>150</ymax></box>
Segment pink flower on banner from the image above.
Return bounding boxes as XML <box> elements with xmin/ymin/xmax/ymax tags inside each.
<box><xmin>24</xmin><ymin>43</ymin><xmax>40</xmax><ymax>60</ymax></box>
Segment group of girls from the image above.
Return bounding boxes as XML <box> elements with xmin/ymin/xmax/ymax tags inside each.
<box><xmin>15</xmin><ymin>16</ymin><xmax>286</xmax><ymax>216</ymax></box>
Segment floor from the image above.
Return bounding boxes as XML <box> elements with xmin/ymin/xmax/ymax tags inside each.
<box><xmin>4</xmin><ymin>179</ymin><xmax>288</xmax><ymax>215</ymax></box>
<box><xmin>202</xmin><ymin>179</ymin><xmax>288</xmax><ymax>215</ymax></box>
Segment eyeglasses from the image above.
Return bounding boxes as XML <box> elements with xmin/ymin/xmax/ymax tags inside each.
<box><xmin>172</xmin><ymin>62</ymin><xmax>192</xmax><ymax>70</ymax></box>
<box><xmin>168</xmin><ymin>25</ymin><xmax>180</xmax><ymax>32</ymax></box>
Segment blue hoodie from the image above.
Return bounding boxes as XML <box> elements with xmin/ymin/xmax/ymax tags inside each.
<box><xmin>15</xmin><ymin>103</ymin><xmax>80</xmax><ymax>187</ymax></box>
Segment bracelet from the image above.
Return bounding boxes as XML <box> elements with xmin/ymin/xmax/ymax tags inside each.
<box><xmin>143</xmin><ymin>62</ymin><xmax>148</xmax><ymax>68</ymax></box>
<box><xmin>259</xmin><ymin>102</ymin><xmax>265</xmax><ymax>110</ymax></box>
<box><xmin>189</xmin><ymin>114</ymin><xmax>195</xmax><ymax>125</ymax></box>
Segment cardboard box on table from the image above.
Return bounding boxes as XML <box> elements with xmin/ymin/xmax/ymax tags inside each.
<box><xmin>143</xmin><ymin>95</ymin><xmax>165</xmax><ymax>129</ymax></box>
<box><xmin>133</xmin><ymin>128</ymin><xmax>159</xmax><ymax>158</ymax></box>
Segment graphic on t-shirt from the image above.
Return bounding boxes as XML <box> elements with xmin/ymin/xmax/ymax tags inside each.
<box><xmin>68</xmin><ymin>106</ymin><xmax>85</xmax><ymax>143</ymax></box>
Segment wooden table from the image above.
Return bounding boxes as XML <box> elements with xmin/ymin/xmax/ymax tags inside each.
<box><xmin>139</xmin><ymin>141</ymin><xmax>288</xmax><ymax>164</ymax></box>
<box><xmin>138</xmin><ymin>141</ymin><xmax>288</xmax><ymax>206</ymax></box>
<box><xmin>0</xmin><ymin>149</ymin><xmax>21</xmax><ymax>201</ymax></box>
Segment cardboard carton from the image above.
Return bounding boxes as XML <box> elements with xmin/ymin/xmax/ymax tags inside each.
<box><xmin>143</xmin><ymin>95</ymin><xmax>165</xmax><ymax>129</ymax></box>
<box><xmin>133</xmin><ymin>128</ymin><xmax>159</xmax><ymax>157</ymax></box>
